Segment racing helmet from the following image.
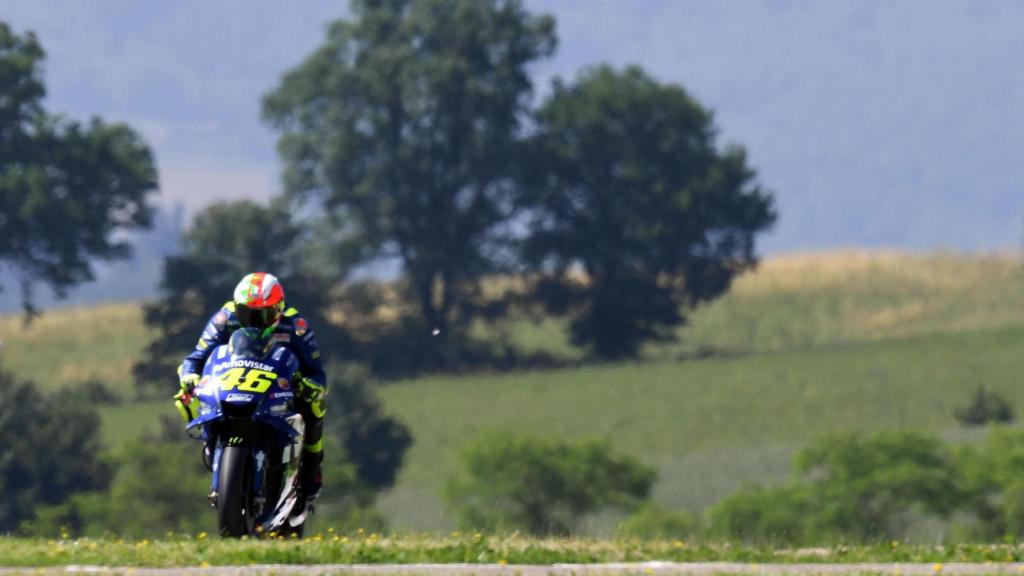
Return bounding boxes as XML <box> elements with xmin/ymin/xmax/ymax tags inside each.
<box><xmin>233</xmin><ymin>272</ymin><xmax>285</xmax><ymax>337</ymax></box>
<box><xmin>227</xmin><ymin>327</ymin><xmax>274</xmax><ymax>360</ymax></box>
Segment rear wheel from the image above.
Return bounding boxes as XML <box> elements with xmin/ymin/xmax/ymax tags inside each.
<box><xmin>217</xmin><ymin>445</ymin><xmax>252</xmax><ymax>537</ymax></box>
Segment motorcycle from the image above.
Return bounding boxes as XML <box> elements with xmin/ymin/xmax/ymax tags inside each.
<box><xmin>174</xmin><ymin>338</ymin><xmax>309</xmax><ymax>538</ymax></box>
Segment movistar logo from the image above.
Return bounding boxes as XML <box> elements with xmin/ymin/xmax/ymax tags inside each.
<box><xmin>222</xmin><ymin>359</ymin><xmax>275</xmax><ymax>372</ymax></box>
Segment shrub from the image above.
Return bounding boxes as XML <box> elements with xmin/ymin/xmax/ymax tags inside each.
<box><xmin>707</xmin><ymin>431</ymin><xmax>963</xmax><ymax>544</ymax></box>
<box><xmin>0</xmin><ymin>369</ymin><xmax>110</xmax><ymax>532</ymax></box>
<box><xmin>706</xmin><ymin>483</ymin><xmax>811</xmax><ymax>545</ymax></box>
<box><xmin>22</xmin><ymin>417</ymin><xmax>209</xmax><ymax>537</ymax></box>
<box><xmin>955</xmin><ymin>387</ymin><xmax>1015</xmax><ymax>427</ymax></box>
<box><xmin>445</xmin><ymin>432</ymin><xmax>655</xmax><ymax>535</ymax></box>
<box><xmin>617</xmin><ymin>503</ymin><xmax>696</xmax><ymax>539</ymax></box>
<box><xmin>956</xmin><ymin>427</ymin><xmax>1024</xmax><ymax>540</ymax></box>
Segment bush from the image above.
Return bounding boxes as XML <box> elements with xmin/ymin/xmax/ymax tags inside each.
<box><xmin>955</xmin><ymin>387</ymin><xmax>1015</xmax><ymax>427</ymax></box>
<box><xmin>0</xmin><ymin>369</ymin><xmax>110</xmax><ymax>532</ymax></box>
<box><xmin>617</xmin><ymin>503</ymin><xmax>696</xmax><ymax>539</ymax></box>
<box><xmin>956</xmin><ymin>427</ymin><xmax>1024</xmax><ymax>540</ymax></box>
<box><xmin>23</xmin><ymin>417</ymin><xmax>209</xmax><ymax>537</ymax></box>
<box><xmin>707</xmin><ymin>431</ymin><xmax>963</xmax><ymax>544</ymax></box>
<box><xmin>445</xmin><ymin>432</ymin><xmax>655</xmax><ymax>535</ymax></box>
<box><xmin>707</xmin><ymin>484</ymin><xmax>813</xmax><ymax>545</ymax></box>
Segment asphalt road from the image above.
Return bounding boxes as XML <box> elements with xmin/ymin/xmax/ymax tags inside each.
<box><xmin>3</xmin><ymin>563</ymin><xmax>1024</xmax><ymax>575</ymax></box>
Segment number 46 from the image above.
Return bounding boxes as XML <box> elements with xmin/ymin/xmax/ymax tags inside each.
<box><xmin>218</xmin><ymin>368</ymin><xmax>277</xmax><ymax>393</ymax></box>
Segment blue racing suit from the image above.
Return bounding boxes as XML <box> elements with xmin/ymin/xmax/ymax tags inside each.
<box><xmin>180</xmin><ymin>301</ymin><xmax>326</xmax><ymax>495</ymax></box>
<box><xmin>181</xmin><ymin>301</ymin><xmax>326</xmax><ymax>389</ymax></box>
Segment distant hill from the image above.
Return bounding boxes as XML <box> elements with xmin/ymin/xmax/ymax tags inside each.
<box><xmin>4</xmin><ymin>249</ymin><xmax>1023</xmax><ymax>389</ymax></box>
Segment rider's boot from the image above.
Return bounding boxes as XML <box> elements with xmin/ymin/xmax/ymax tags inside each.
<box><xmin>295</xmin><ymin>450</ymin><xmax>322</xmax><ymax>513</ymax></box>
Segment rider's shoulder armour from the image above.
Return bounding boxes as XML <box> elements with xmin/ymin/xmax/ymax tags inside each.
<box><xmin>274</xmin><ymin>307</ymin><xmax>310</xmax><ymax>339</ymax></box>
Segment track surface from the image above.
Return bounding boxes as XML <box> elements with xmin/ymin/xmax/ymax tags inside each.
<box><xmin>4</xmin><ymin>564</ymin><xmax>1024</xmax><ymax>575</ymax></box>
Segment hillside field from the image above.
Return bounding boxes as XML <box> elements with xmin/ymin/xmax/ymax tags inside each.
<box><xmin>2</xmin><ymin>250</ymin><xmax>1024</xmax><ymax>531</ymax></box>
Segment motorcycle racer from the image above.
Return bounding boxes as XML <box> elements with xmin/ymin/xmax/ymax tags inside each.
<box><xmin>178</xmin><ymin>272</ymin><xmax>325</xmax><ymax>506</ymax></box>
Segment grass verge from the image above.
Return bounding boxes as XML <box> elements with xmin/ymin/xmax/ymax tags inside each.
<box><xmin>4</xmin><ymin>535</ymin><xmax>1024</xmax><ymax>567</ymax></box>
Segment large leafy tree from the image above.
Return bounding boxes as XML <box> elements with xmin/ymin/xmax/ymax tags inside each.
<box><xmin>522</xmin><ymin>65</ymin><xmax>776</xmax><ymax>359</ymax></box>
<box><xmin>0</xmin><ymin>23</ymin><xmax>157</xmax><ymax>315</ymax></box>
<box><xmin>262</xmin><ymin>0</ymin><xmax>556</xmax><ymax>366</ymax></box>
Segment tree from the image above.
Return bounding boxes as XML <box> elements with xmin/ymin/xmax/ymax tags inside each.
<box><xmin>262</xmin><ymin>0</ymin><xmax>556</xmax><ymax>369</ymax></box>
<box><xmin>0</xmin><ymin>367</ymin><xmax>110</xmax><ymax>532</ymax></box>
<box><xmin>326</xmin><ymin>368</ymin><xmax>413</xmax><ymax>490</ymax></box>
<box><xmin>521</xmin><ymin>65</ymin><xmax>776</xmax><ymax>359</ymax></box>
<box><xmin>0</xmin><ymin>23</ymin><xmax>157</xmax><ymax>316</ymax></box>
<box><xmin>445</xmin><ymin>432</ymin><xmax>654</xmax><ymax>535</ymax></box>
<box><xmin>954</xmin><ymin>386</ymin><xmax>1015</xmax><ymax>427</ymax></box>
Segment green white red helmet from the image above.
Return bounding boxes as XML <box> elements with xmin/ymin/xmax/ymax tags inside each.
<box><xmin>233</xmin><ymin>272</ymin><xmax>285</xmax><ymax>336</ymax></box>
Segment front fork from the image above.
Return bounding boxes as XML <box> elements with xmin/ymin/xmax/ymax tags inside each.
<box><xmin>207</xmin><ymin>440</ymin><xmax>268</xmax><ymax>512</ymax></box>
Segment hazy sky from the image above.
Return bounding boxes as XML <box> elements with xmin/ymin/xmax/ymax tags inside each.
<box><xmin>5</xmin><ymin>0</ymin><xmax>1024</xmax><ymax>253</ymax></box>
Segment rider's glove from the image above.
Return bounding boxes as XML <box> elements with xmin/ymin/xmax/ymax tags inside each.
<box><xmin>179</xmin><ymin>373</ymin><xmax>200</xmax><ymax>395</ymax></box>
<box><xmin>299</xmin><ymin>377</ymin><xmax>325</xmax><ymax>403</ymax></box>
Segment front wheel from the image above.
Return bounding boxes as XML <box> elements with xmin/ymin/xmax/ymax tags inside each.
<box><xmin>217</xmin><ymin>445</ymin><xmax>253</xmax><ymax>537</ymax></box>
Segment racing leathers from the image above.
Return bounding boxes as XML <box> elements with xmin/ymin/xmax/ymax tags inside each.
<box><xmin>180</xmin><ymin>301</ymin><xmax>326</xmax><ymax>500</ymax></box>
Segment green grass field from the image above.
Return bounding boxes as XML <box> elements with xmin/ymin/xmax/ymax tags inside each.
<box><xmin>2</xmin><ymin>534</ymin><xmax>1024</xmax><ymax>567</ymax></box>
<box><xmin>377</xmin><ymin>325</ymin><xmax>1024</xmax><ymax>530</ymax></box>
<box><xmin>3</xmin><ymin>251</ymin><xmax>1024</xmax><ymax>532</ymax></box>
<box><xmin>0</xmin><ymin>302</ymin><xmax>148</xmax><ymax>392</ymax></box>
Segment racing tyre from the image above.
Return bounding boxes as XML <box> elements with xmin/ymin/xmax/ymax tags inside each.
<box><xmin>217</xmin><ymin>445</ymin><xmax>252</xmax><ymax>537</ymax></box>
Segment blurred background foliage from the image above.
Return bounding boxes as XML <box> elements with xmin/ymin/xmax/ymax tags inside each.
<box><xmin>2</xmin><ymin>0</ymin><xmax>1024</xmax><ymax>544</ymax></box>
<box><xmin>445</xmin><ymin>432</ymin><xmax>655</xmax><ymax>535</ymax></box>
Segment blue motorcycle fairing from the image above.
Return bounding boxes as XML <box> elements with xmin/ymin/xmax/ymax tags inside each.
<box><xmin>188</xmin><ymin>345</ymin><xmax>301</xmax><ymax>430</ymax></box>
<box><xmin>183</xmin><ymin>344</ymin><xmax>303</xmax><ymax>506</ymax></box>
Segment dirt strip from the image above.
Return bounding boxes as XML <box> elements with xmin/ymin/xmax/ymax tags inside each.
<box><xmin>3</xmin><ymin>564</ymin><xmax>1024</xmax><ymax>575</ymax></box>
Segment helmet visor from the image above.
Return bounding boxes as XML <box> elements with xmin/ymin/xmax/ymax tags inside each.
<box><xmin>236</xmin><ymin>304</ymin><xmax>280</xmax><ymax>331</ymax></box>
